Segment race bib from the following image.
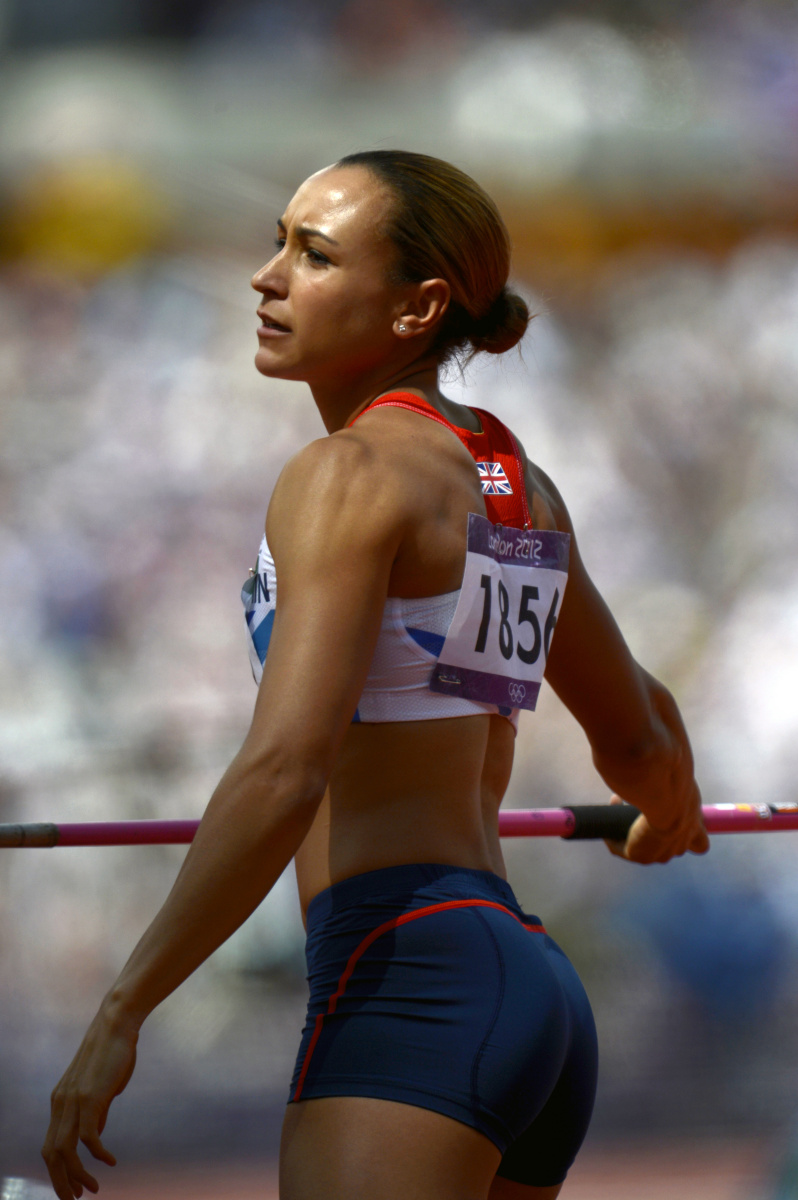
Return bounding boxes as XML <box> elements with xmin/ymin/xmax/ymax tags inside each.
<box><xmin>429</xmin><ymin>514</ymin><xmax>570</xmax><ymax>712</ymax></box>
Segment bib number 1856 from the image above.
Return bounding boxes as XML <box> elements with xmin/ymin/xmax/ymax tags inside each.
<box><xmin>429</xmin><ymin>514</ymin><xmax>570</xmax><ymax>712</ymax></box>
<box><xmin>475</xmin><ymin>576</ymin><xmax>560</xmax><ymax>664</ymax></box>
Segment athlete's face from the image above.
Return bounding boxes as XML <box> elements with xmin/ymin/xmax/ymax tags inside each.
<box><xmin>251</xmin><ymin>166</ymin><xmax>406</xmax><ymax>386</ymax></box>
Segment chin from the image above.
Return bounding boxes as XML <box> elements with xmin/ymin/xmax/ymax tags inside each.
<box><xmin>254</xmin><ymin>348</ymin><xmax>296</xmax><ymax>379</ymax></box>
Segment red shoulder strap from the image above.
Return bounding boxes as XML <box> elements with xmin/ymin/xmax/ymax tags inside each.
<box><xmin>349</xmin><ymin>392</ymin><xmax>461</xmax><ymax>437</ymax></box>
<box><xmin>350</xmin><ymin>392</ymin><xmax>531</xmax><ymax>530</ymax></box>
<box><xmin>469</xmin><ymin>407</ymin><xmax>531</xmax><ymax>530</ymax></box>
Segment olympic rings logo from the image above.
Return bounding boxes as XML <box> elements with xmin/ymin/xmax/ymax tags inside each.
<box><xmin>508</xmin><ymin>682</ymin><xmax>527</xmax><ymax>705</ymax></box>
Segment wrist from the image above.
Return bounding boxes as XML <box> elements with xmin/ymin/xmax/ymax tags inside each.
<box><xmin>101</xmin><ymin>984</ymin><xmax>149</xmax><ymax>1035</ymax></box>
<box><xmin>594</xmin><ymin>740</ymin><xmax>696</xmax><ymax>832</ymax></box>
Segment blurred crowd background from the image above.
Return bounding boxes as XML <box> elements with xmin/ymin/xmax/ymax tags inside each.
<box><xmin>2</xmin><ymin>0</ymin><xmax>798</xmax><ymax>1191</ymax></box>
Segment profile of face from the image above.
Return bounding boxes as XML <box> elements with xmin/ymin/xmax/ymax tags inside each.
<box><xmin>251</xmin><ymin>166</ymin><xmax>411</xmax><ymax>387</ymax></box>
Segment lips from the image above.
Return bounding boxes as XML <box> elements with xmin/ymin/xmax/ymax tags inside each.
<box><xmin>258</xmin><ymin>311</ymin><xmax>291</xmax><ymax>332</ymax></box>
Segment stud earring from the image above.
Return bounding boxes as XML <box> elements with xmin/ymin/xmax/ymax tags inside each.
<box><xmin>398</xmin><ymin>323</ymin><xmax>407</xmax><ymax>333</ymax></box>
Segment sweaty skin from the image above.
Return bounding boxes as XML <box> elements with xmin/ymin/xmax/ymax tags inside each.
<box><xmin>42</xmin><ymin>164</ymin><xmax>708</xmax><ymax>1200</ymax></box>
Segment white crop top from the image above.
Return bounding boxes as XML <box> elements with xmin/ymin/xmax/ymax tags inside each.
<box><xmin>240</xmin><ymin>532</ymin><xmax>519</xmax><ymax>730</ymax></box>
<box><xmin>241</xmin><ymin>392</ymin><xmax>540</xmax><ymax>732</ymax></box>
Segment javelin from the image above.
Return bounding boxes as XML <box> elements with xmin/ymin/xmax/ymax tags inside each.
<box><xmin>1</xmin><ymin>804</ymin><xmax>797</xmax><ymax>848</ymax></box>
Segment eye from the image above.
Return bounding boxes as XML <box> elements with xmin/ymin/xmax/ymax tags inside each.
<box><xmin>306</xmin><ymin>248</ymin><xmax>330</xmax><ymax>265</ymax></box>
<box><xmin>273</xmin><ymin>236</ymin><xmax>286</xmax><ymax>251</ymax></box>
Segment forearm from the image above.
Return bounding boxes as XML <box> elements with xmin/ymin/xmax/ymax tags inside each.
<box><xmin>590</xmin><ymin>667</ymin><xmax>699</xmax><ymax>832</ymax></box>
<box><xmin>105</xmin><ymin>752</ymin><xmax>323</xmax><ymax>1030</ymax></box>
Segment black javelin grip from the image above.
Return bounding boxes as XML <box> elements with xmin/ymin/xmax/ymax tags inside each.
<box><xmin>564</xmin><ymin>804</ymin><xmax>642</xmax><ymax>840</ymax></box>
<box><xmin>0</xmin><ymin>823</ymin><xmax>60</xmax><ymax>848</ymax></box>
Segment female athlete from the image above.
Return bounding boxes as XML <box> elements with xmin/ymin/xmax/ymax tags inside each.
<box><xmin>42</xmin><ymin>150</ymin><xmax>709</xmax><ymax>1200</ymax></box>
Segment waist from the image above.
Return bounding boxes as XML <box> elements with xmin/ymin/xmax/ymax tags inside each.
<box><xmin>296</xmin><ymin>716</ymin><xmax>513</xmax><ymax>918</ymax></box>
<box><xmin>296</xmin><ymin>820</ymin><xmax>504</xmax><ymax>925</ymax></box>
<box><xmin>305</xmin><ymin>862</ymin><xmax>534</xmax><ymax>939</ymax></box>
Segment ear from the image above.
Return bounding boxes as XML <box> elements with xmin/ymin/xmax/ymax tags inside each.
<box><xmin>393</xmin><ymin>278</ymin><xmax>451</xmax><ymax>339</ymax></box>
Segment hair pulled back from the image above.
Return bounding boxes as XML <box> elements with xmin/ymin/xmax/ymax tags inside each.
<box><xmin>336</xmin><ymin>149</ymin><xmax>530</xmax><ymax>363</ymax></box>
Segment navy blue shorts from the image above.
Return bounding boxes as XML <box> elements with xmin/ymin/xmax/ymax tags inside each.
<box><xmin>289</xmin><ymin>863</ymin><xmax>598</xmax><ymax>1188</ymax></box>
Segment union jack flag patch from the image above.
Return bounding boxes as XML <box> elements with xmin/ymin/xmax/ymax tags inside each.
<box><xmin>477</xmin><ymin>461</ymin><xmax>513</xmax><ymax>495</ymax></box>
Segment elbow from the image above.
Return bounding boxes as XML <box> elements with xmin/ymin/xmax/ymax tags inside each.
<box><xmin>590</xmin><ymin>677</ymin><xmax>688</xmax><ymax>785</ymax></box>
<box><xmin>223</xmin><ymin>742</ymin><xmax>328</xmax><ymax>827</ymax></box>
<box><xmin>589</xmin><ymin>702</ymin><xmax>674</xmax><ymax>770</ymax></box>
<box><xmin>590</xmin><ymin>733</ymin><xmax>684</xmax><ymax>818</ymax></box>
<box><xmin>591</xmin><ymin>729</ymin><xmax>671</xmax><ymax>778</ymax></box>
<box><xmin>254</xmin><ymin>755</ymin><xmax>327</xmax><ymax>817</ymax></box>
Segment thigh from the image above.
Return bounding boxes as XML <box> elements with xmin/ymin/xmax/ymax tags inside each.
<box><xmin>280</xmin><ymin>1095</ymin><xmax>503</xmax><ymax>1200</ymax></box>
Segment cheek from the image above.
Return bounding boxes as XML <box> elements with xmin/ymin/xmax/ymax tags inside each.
<box><xmin>322</xmin><ymin>282</ymin><xmax>393</xmax><ymax>340</ymax></box>
<box><xmin>290</xmin><ymin>266</ymin><xmax>397</xmax><ymax>357</ymax></box>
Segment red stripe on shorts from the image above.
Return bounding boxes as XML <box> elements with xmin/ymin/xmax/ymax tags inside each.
<box><xmin>292</xmin><ymin>898</ymin><xmax>545</xmax><ymax>1101</ymax></box>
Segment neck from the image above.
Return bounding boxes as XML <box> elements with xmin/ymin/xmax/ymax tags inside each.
<box><xmin>309</xmin><ymin>359</ymin><xmax>442</xmax><ymax>433</ymax></box>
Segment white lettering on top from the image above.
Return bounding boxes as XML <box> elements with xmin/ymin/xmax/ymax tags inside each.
<box><xmin>487</xmin><ymin>530</ymin><xmax>543</xmax><ymax>560</ymax></box>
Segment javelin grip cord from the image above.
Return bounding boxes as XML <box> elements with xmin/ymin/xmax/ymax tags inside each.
<box><xmin>565</xmin><ymin>804</ymin><xmax>641</xmax><ymax>839</ymax></box>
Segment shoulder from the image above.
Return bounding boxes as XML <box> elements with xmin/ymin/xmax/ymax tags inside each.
<box><xmin>265</xmin><ymin>424</ymin><xmax>415</xmax><ymax>560</ymax></box>
<box><xmin>273</xmin><ymin>406</ymin><xmax>476</xmax><ymax>516</ymax></box>
<box><xmin>269</xmin><ymin>419</ymin><xmax>419</xmax><ymax>509</ymax></box>
<box><xmin>273</xmin><ymin>429</ymin><xmax>380</xmax><ymax>501</ymax></box>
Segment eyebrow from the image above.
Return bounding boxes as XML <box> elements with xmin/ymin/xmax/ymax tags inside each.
<box><xmin>277</xmin><ymin>217</ymin><xmax>339</xmax><ymax>246</ymax></box>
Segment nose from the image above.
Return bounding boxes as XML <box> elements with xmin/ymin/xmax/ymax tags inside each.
<box><xmin>251</xmin><ymin>253</ymin><xmax>287</xmax><ymax>297</ymax></box>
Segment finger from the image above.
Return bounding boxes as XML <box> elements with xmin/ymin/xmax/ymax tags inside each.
<box><xmin>689</xmin><ymin>825</ymin><xmax>710</xmax><ymax>854</ymax></box>
<box><xmin>44</xmin><ymin>1101</ymin><xmax>81</xmax><ymax>1200</ymax></box>
<box><xmin>63</xmin><ymin>1146</ymin><xmax>100</xmax><ymax>1196</ymax></box>
<box><xmin>604</xmin><ymin>821</ymin><xmax>662</xmax><ymax>863</ymax></box>
<box><xmin>48</xmin><ymin>1101</ymin><xmax>101</xmax><ymax>1197</ymax></box>
<box><xmin>44</xmin><ymin>1156</ymin><xmax>79</xmax><ymax>1200</ymax></box>
<box><xmin>630</xmin><ymin>846</ymin><xmax>667</xmax><ymax>865</ymax></box>
<box><xmin>626</xmin><ymin>826</ymin><xmax>680</xmax><ymax>865</ymax></box>
<box><xmin>43</xmin><ymin>1141</ymin><xmax>75</xmax><ymax>1200</ymax></box>
<box><xmin>80</xmin><ymin>1114</ymin><xmax>117</xmax><ymax>1168</ymax></box>
<box><xmin>44</xmin><ymin>1145</ymin><xmax>96</xmax><ymax>1200</ymax></box>
<box><xmin>646</xmin><ymin>829</ymin><xmax>687</xmax><ymax>863</ymax></box>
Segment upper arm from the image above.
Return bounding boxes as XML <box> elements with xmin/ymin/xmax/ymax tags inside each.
<box><xmin>238</xmin><ymin>433</ymin><xmax>405</xmax><ymax>785</ymax></box>
<box><xmin>532</xmin><ymin>466</ymin><xmax>658</xmax><ymax>759</ymax></box>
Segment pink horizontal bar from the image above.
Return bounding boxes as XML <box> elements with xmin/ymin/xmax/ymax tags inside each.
<box><xmin>497</xmin><ymin>806</ymin><xmax>798</xmax><ymax>836</ymax></box>
<box><xmin>43</xmin><ymin>807</ymin><xmax>798</xmax><ymax>840</ymax></box>
<box><xmin>498</xmin><ymin>809</ymin><xmax>575</xmax><ymax>837</ymax></box>
<box><xmin>56</xmin><ymin>820</ymin><xmax>200</xmax><ymax>846</ymax></box>
<box><xmin>48</xmin><ymin>812</ymin><xmax>579</xmax><ymax>843</ymax></box>
<box><xmin>699</xmin><ymin>806</ymin><xmax>798</xmax><ymax>834</ymax></box>
<box><xmin>2</xmin><ymin>806</ymin><xmax>798</xmax><ymax>848</ymax></box>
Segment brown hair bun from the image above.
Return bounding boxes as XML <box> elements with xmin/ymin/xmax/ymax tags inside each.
<box><xmin>469</xmin><ymin>287</ymin><xmax>530</xmax><ymax>356</ymax></box>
